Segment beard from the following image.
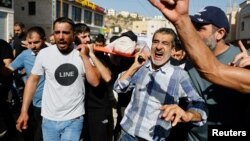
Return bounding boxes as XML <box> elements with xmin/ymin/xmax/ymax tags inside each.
<box><xmin>56</xmin><ymin>42</ymin><xmax>73</xmax><ymax>54</ymax></box>
<box><xmin>204</xmin><ymin>34</ymin><xmax>217</xmax><ymax>51</ymax></box>
<box><xmin>151</xmin><ymin>54</ymin><xmax>170</xmax><ymax>69</ymax></box>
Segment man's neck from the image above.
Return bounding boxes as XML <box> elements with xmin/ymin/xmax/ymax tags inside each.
<box><xmin>213</xmin><ymin>42</ymin><xmax>229</xmax><ymax>56</ymax></box>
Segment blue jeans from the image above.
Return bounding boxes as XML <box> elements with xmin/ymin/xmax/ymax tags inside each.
<box><xmin>42</xmin><ymin>116</ymin><xmax>84</xmax><ymax>141</ymax></box>
<box><xmin>119</xmin><ymin>130</ymin><xmax>146</xmax><ymax>141</ymax></box>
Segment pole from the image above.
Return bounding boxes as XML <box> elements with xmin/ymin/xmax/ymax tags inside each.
<box><xmin>60</xmin><ymin>0</ymin><xmax>63</xmax><ymax>17</ymax></box>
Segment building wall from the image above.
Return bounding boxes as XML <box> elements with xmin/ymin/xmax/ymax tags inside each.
<box><xmin>226</xmin><ymin>11</ymin><xmax>238</xmax><ymax>42</ymax></box>
<box><xmin>236</xmin><ymin>2</ymin><xmax>250</xmax><ymax>40</ymax></box>
<box><xmin>132</xmin><ymin>19</ymin><xmax>175</xmax><ymax>37</ymax></box>
<box><xmin>7</xmin><ymin>11</ymin><xmax>14</xmax><ymax>40</ymax></box>
<box><xmin>0</xmin><ymin>1</ymin><xmax>14</xmax><ymax>41</ymax></box>
<box><xmin>14</xmin><ymin>0</ymin><xmax>54</xmax><ymax>37</ymax></box>
<box><xmin>132</xmin><ymin>21</ymin><xmax>148</xmax><ymax>36</ymax></box>
<box><xmin>147</xmin><ymin>20</ymin><xmax>174</xmax><ymax>37</ymax></box>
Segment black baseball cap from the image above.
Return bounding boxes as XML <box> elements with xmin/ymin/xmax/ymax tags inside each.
<box><xmin>190</xmin><ymin>6</ymin><xmax>230</xmax><ymax>33</ymax></box>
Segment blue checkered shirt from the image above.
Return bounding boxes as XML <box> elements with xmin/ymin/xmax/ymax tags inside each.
<box><xmin>113</xmin><ymin>61</ymin><xmax>207</xmax><ymax>141</ymax></box>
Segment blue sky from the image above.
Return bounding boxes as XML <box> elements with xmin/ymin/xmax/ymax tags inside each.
<box><xmin>91</xmin><ymin>0</ymin><xmax>246</xmax><ymax>17</ymax></box>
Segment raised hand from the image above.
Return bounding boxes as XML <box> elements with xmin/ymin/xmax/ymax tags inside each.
<box><xmin>148</xmin><ymin>0</ymin><xmax>189</xmax><ymax>24</ymax></box>
<box><xmin>77</xmin><ymin>43</ymin><xmax>90</xmax><ymax>57</ymax></box>
<box><xmin>230</xmin><ymin>40</ymin><xmax>250</xmax><ymax>68</ymax></box>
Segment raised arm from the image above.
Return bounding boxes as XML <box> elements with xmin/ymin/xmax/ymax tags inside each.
<box><xmin>78</xmin><ymin>44</ymin><xmax>101</xmax><ymax>87</ymax></box>
<box><xmin>149</xmin><ymin>0</ymin><xmax>250</xmax><ymax>93</ymax></box>
<box><xmin>119</xmin><ymin>53</ymin><xmax>147</xmax><ymax>81</ymax></box>
<box><xmin>88</xmin><ymin>44</ymin><xmax>112</xmax><ymax>83</ymax></box>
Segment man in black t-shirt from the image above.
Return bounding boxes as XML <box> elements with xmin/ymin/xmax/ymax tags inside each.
<box><xmin>11</xmin><ymin>22</ymin><xmax>27</xmax><ymax>104</ymax></box>
<box><xmin>12</xmin><ymin>22</ymin><xmax>26</xmax><ymax>58</ymax></box>
<box><xmin>0</xmin><ymin>39</ymin><xmax>14</xmax><ymax>139</ymax></box>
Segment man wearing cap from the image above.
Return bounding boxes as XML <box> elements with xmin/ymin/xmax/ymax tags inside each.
<box><xmin>172</xmin><ymin>6</ymin><xmax>250</xmax><ymax>141</ymax></box>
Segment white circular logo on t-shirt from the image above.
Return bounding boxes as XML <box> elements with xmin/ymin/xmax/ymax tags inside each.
<box><xmin>54</xmin><ymin>63</ymin><xmax>78</xmax><ymax>86</ymax></box>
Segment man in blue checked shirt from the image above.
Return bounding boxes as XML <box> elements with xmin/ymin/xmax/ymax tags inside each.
<box><xmin>9</xmin><ymin>26</ymin><xmax>47</xmax><ymax>141</ymax></box>
<box><xmin>113</xmin><ymin>28</ymin><xmax>207</xmax><ymax>141</ymax></box>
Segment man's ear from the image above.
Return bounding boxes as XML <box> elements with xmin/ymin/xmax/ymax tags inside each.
<box><xmin>183</xmin><ymin>50</ymin><xmax>186</xmax><ymax>57</ymax></box>
<box><xmin>171</xmin><ymin>48</ymin><xmax>175</xmax><ymax>56</ymax></box>
<box><xmin>216</xmin><ymin>28</ymin><xmax>226</xmax><ymax>40</ymax></box>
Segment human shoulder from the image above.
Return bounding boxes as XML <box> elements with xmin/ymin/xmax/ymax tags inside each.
<box><xmin>0</xmin><ymin>39</ymin><xmax>12</xmax><ymax>54</ymax></box>
<box><xmin>173</xmin><ymin>65</ymin><xmax>190</xmax><ymax>78</ymax></box>
<box><xmin>0</xmin><ymin>39</ymin><xmax>14</xmax><ymax>59</ymax></box>
<box><xmin>38</xmin><ymin>45</ymin><xmax>57</xmax><ymax>55</ymax></box>
<box><xmin>0</xmin><ymin>39</ymin><xmax>11</xmax><ymax>47</ymax></box>
<box><xmin>21</xmin><ymin>49</ymin><xmax>33</xmax><ymax>55</ymax></box>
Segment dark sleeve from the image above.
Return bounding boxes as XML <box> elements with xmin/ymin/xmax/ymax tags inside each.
<box><xmin>0</xmin><ymin>39</ymin><xmax>13</xmax><ymax>60</ymax></box>
<box><xmin>0</xmin><ymin>39</ymin><xmax>13</xmax><ymax>82</ymax></box>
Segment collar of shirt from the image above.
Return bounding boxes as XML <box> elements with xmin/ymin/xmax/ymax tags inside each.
<box><xmin>31</xmin><ymin>50</ymin><xmax>36</xmax><ymax>56</ymax></box>
<box><xmin>144</xmin><ymin>60</ymin><xmax>172</xmax><ymax>73</ymax></box>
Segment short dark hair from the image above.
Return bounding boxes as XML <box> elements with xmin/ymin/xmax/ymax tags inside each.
<box><xmin>95</xmin><ymin>34</ymin><xmax>105</xmax><ymax>44</ymax></box>
<box><xmin>26</xmin><ymin>26</ymin><xmax>46</xmax><ymax>40</ymax></box>
<box><xmin>110</xmin><ymin>35</ymin><xmax>119</xmax><ymax>43</ymax></box>
<box><xmin>53</xmin><ymin>17</ymin><xmax>75</xmax><ymax>31</ymax></box>
<box><xmin>74</xmin><ymin>23</ymin><xmax>90</xmax><ymax>34</ymax></box>
<box><xmin>14</xmin><ymin>22</ymin><xmax>25</xmax><ymax>29</ymax></box>
<box><xmin>152</xmin><ymin>28</ymin><xmax>178</xmax><ymax>48</ymax></box>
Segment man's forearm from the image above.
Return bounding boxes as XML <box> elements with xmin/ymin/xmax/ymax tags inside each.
<box><xmin>21</xmin><ymin>74</ymin><xmax>39</xmax><ymax>113</ymax></box>
<box><xmin>185</xmin><ymin>110</ymin><xmax>201</xmax><ymax>122</ymax></box>
<box><xmin>89</xmin><ymin>53</ymin><xmax>111</xmax><ymax>83</ymax></box>
<box><xmin>119</xmin><ymin>63</ymin><xmax>140</xmax><ymax>81</ymax></box>
<box><xmin>81</xmin><ymin>55</ymin><xmax>100</xmax><ymax>87</ymax></box>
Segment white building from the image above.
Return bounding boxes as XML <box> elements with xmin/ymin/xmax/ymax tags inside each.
<box><xmin>0</xmin><ymin>0</ymin><xmax>14</xmax><ymax>41</ymax></box>
<box><xmin>132</xmin><ymin>19</ymin><xmax>175</xmax><ymax>37</ymax></box>
<box><xmin>107</xmin><ymin>9</ymin><xmax>115</xmax><ymax>16</ymax></box>
<box><xmin>119</xmin><ymin>11</ymin><xmax>129</xmax><ymax>17</ymax></box>
<box><xmin>130</xmin><ymin>12</ymin><xmax>138</xmax><ymax>18</ymax></box>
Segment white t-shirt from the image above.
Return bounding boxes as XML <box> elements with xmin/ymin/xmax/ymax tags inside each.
<box><xmin>32</xmin><ymin>45</ymin><xmax>85</xmax><ymax>121</ymax></box>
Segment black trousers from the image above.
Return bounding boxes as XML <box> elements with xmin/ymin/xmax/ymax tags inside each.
<box><xmin>32</xmin><ymin>106</ymin><xmax>43</xmax><ymax>141</ymax></box>
<box><xmin>84</xmin><ymin>109</ymin><xmax>113</xmax><ymax>141</ymax></box>
<box><xmin>0</xmin><ymin>85</ymin><xmax>18</xmax><ymax>140</ymax></box>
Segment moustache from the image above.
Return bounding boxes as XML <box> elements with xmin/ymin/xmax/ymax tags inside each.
<box><xmin>58</xmin><ymin>40</ymin><xmax>67</xmax><ymax>44</ymax></box>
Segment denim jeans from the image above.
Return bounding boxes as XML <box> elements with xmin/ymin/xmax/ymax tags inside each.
<box><xmin>42</xmin><ymin>116</ymin><xmax>84</xmax><ymax>141</ymax></box>
<box><xmin>119</xmin><ymin>130</ymin><xmax>147</xmax><ymax>141</ymax></box>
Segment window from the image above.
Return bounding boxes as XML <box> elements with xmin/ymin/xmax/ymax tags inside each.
<box><xmin>0</xmin><ymin>0</ymin><xmax>12</xmax><ymax>8</ymax></box>
<box><xmin>56</xmin><ymin>1</ymin><xmax>60</xmax><ymax>18</ymax></box>
<box><xmin>84</xmin><ymin>10</ymin><xmax>92</xmax><ymax>24</ymax></box>
<box><xmin>94</xmin><ymin>13</ymin><xmax>103</xmax><ymax>26</ymax></box>
<box><xmin>28</xmin><ymin>2</ymin><xmax>36</xmax><ymax>15</ymax></box>
<box><xmin>63</xmin><ymin>3</ymin><xmax>69</xmax><ymax>17</ymax></box>
<box><xmin>241</xmin><ymin>21</ymin><xmax>245</xmax><ymax>31</ymax></box>
<box><xmin>72</xmin><ymin>6</ymin><xmax>81</xmax><ymax>22</ymax></box>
